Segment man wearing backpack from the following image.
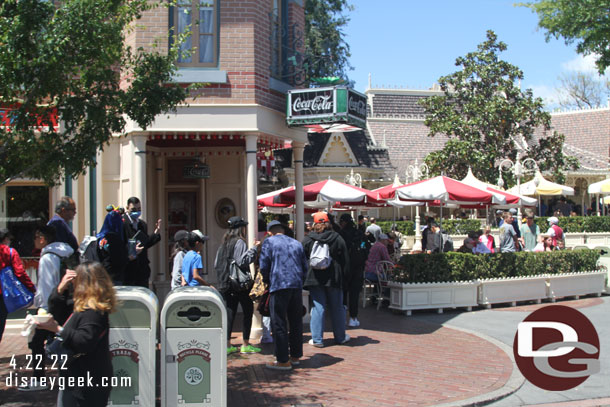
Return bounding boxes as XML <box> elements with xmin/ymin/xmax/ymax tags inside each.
<box><xmin>19</xmin><ymin>225</ymin><xmax>74</xmax><ymax>391</ymax></box>
<box><xmin>302</xmin><ymin>212</ymin><xmax>350</xmax><ymax>348</ymax></box>
<box><xmin>339</xmin><ymin>213</ymin><xmax>367</xmax><ymax>328</ymax></box>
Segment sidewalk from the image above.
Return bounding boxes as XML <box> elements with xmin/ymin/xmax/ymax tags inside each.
<box><xmin>0</xmin><ymin>295</ymin><xmax>607</xmax><ymax>407</ymax></box>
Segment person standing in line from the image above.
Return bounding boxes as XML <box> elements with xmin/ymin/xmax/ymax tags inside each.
<box><xmin>0</xmin><ymin>239</ymin><xmax>36</xmax><ymax>343</ymax></box>
<box><xmin>338</xmin><ymin>213</ymin><xmax>367</xmax><ymax>328</ymax></box>
<box><xmin>259</xmin><ymin>220</ymin><xmax>308</xmax><ymax>370</ymax></box>
<box><xmin>357</xmin><ymin>215</ymin><xmax>367</xmax><ymax>234</ymax></box>
<box><xmin>181</xmin><ymin>231</ymin><xmax>211</xmax><ymax>287</ymax></box>
<box><xmin>519</xmin><ymin>213</ymin><xmax>540</xmax><ymax>252</ymax></box>
<box><xmin>302</xmin><ymin>212</ymin><xmax>350</xmax><ymax>348</ymax></box>
<box><xmin>170</xmin><ymin>230</ymin><xmax>190</xmax><ymax>290</ymax></box>
<box><xmin>47</xmin><ymin>196</ymin><xmax>79</xmax><ymax>253</ymax></box>
<box><xmin>365</xmin><ymin>217</ymin><xmax>382</xmax><ymax>242</ymax></box>
<box><xmin>214</xmin><ymin>216</ymin><xmax>261</xmax><ymax>355</ymax></box>
<box><xmin>499</xmin><ymin>212</ymin><xmax>519</xmax><ymax>253</ymax></box>
<box><xmin>546</xmin><ymin>216</ymin><xmax>565</xmax><ymax>249</ymax></box>
<box><xmin>35</xmin><ymin>262</ymin><xmax>116</xmax><ymax>407</ymax></box>
<box><xmin>19</xmin><ymin>225</ymin><xmax>74</xmax><ymax>391</ymax></box>
<box><xmin>122</xmin><ymin>197</ymin><xmax>162</xmax><ymax>287</ymax></box>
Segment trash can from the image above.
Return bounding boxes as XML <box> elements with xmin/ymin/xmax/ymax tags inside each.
<box><xmin>161</xmin><ymin>286</ymin><xmax>227</xmax><ymax>407</ymax></box>
<box><xmin>108</xmin><ymin>286</ymin><xmax>158</xmax><ymax>407</ymax></box>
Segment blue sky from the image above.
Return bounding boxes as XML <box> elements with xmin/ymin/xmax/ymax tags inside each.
<box><xmin>343</xmin><ymin>0</ymin><xmax>606</xmax><ymax>109</ymax></box>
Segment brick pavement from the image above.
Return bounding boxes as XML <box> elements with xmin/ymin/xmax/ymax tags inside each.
<box><xmin>0</xmin><ymin>305</ymin><xmax>514</xmax><ymax>407</ymax></box>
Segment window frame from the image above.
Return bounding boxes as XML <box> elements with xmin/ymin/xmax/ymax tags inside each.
<box><xmin>172</xmin><ymin>0</ymin><xmax>219</xmax><ymax>68</ymax></box>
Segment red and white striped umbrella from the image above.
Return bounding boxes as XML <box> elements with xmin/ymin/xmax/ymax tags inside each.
<box><xmin>274</xmin><ymin>179</ymin><xmax>383</xmax><ymax>206</ymax></box>
<box><xmin>380</xmin><ymin>176</ymin><xmax>498</xmax><ymax>205</ymax></box>
<box><xmin>305</xmin><ymin>123</ymin><xmax>361</xmax><ymax>133</ymax></box>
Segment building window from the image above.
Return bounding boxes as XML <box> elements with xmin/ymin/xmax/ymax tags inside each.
<box><xmin>174</xmin><ymin>0</ymin><xmax>218</xmax><ymax>67</ymax></box>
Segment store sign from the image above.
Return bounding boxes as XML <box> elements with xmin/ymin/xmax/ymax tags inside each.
<box><xmin>286</xmin><ymin>86</ymin><xmax>366</xmax><ymax>129</ymax></box>
<box><xmin>183</xmin><ymin>164</ymin><xmax>210</xmax><ymax>179</ymax></box>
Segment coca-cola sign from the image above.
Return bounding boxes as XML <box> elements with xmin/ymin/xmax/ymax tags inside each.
<box><xmin>289</xmin><ymin>89</ymin><xmax>334</xmax><ymax>117</ymax></box>
<box><xmin>286</xmin><ymin>86</ymin><xmax>367</xmax><ymax>129</ymax></box>
<box><xmin>347</xmin><ymin>90</ymin><xmax>367</xmax><ymax>121</ymax></box>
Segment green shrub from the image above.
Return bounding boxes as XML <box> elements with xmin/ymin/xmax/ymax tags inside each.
<box><xmin>392</xmin><ymin>249</ymin><xmax>601</xmax><ymax>283</ymax></box>
<box><xmin>534</xmin><ymin>216</ymin><xmax>610</xmax><ymax>233</ymax></box>
<box><xmin>377</xmin><ymin>221</ymin><xmax>415</xmax><ymax>236</ymax></box>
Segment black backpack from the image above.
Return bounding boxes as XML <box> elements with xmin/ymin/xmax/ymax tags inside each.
<box><xmin>79</xmin><ymin>236</ymin><xmax>100</xmax><ymax>263</ymax></box>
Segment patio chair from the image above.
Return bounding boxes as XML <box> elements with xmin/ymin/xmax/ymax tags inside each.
<box><xmin>375</xmin><ymin>261</ymin><xmax>395</xmax><ymax>310</ymax></box>
<box><xmin>362</xmin><ymin>267</ymin><xmax>377</xmax><ymax>308</ymax></box>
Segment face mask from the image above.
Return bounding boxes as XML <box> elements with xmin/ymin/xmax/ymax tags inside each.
<box><xmin>130</xmin><ymin>211</ymin><xmax>141</xmax><ymax>219</ymax></box>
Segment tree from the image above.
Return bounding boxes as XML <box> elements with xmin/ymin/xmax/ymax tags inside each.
<box><xmin>556</xmin><ymin>71</ymin><xmax>609</xmax><ymax>109</ymax></box>
<box><xmin>420</xmin><ymin>30</ymin><xmax>579</xmax><ymax>186</ymax></box>
<box><xmin>304</xmin><ymin>0</ymin><xmax>353</xmax><ymax>84</ymax></box>
<box><xmin>0</xmin><ymin>0</ymin><xmax>192</xmax><ymax>186</ymax></box>
<box><xmin>520</xmin><ymin>0</ymin><xmax>610</xmax><ymax>75</ymax></box>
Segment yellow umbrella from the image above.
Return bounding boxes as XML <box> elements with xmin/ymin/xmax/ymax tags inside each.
<box><xmin>509</xmin><ymin>171</ymin><xmax>574</xmax><ymax>196</ymax></box>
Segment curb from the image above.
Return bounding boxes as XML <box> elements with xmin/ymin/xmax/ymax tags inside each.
<box><xmin>432</xmin><ymin>324</ymin><xmax>525</xmax><ymax>407</ymax></box>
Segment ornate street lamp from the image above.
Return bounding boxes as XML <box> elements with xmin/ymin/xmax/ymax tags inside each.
<box><xmin>406</xmin><ymin>159</ymin><xmax>429</xmax><ymax>251</ymax></box>
<box><xmin>498</xmin><ymin>152</ymin><xmax>539</xmax><ymax>221</ymax></box>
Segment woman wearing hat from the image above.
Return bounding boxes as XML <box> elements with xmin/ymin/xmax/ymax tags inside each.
<box><xmin>214</xmin><ymin>216</ymin><xmax>261</xmax><ymax>355</ymax></box>
<box><xmin>302</xmin><ymin>212</ymin><xmax>350</xmax><ymax>347</ymax></box>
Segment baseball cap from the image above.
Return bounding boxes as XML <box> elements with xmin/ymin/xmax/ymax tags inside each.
<box><xmin>313</xmin><ymin>212</ymin><xmax>329</xmax><ymax>224</ymax></box>
<box><xmin>227</xmin><ymin>216</ymin><xmax>248</xmax><ymax>229</ymax></box>
<box><xmin>548</xmin><ymin>216</ymin><xmax>559</xmax><ymax>225</ymax></box>
<box><xmin>173</xmin><ymin>230</ymin><xmax>189</xmax><ymax>242</ymax></box>
<box><xmin>378</xmin><ymin>233</ymin><xmax>389</xmax><ymax>240</ymax></box>
<box><xmin>267</xmin><ymin>220</ymin><xmax>282</xmax><ymax>231</ymax></box>
<box><xmin>509</xmin><ymin>208</ymin><xmax>517</xmax><ymax>215</ymax></box>
<box><xmin>191</xmin><ymin>229</ymin><xmax>209</xmax><ymax>243</ymax></box>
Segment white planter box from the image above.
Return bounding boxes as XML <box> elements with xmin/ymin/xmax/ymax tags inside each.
<box><xmin>585</xmin><ymin>233</ymin><xmax>610</xmax><ymax>246</ymax></box>
<box><xmin>478</xmin><ymin>276</ymin><xmax>548</xmax><ymax>308</ymax></box>
<box><xmin>564</xmin><ymin>233</ymin><xmax>586</xmax><ymax>247</ymax></box>
<box><xmin>388</xmin><ymin>281</ymin><xmax>478</xmax><ymax>316</ymax></box>
<box><xmin>547</xmin><ymin>271</ymin><xmax>607</xmax><ymax>300</ymax></box>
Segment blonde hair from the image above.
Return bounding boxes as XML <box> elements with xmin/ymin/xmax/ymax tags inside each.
<box><xmin>73</xmin><ymin>262</ymin><xmax>117</xmax><ymax>313</ymax></box>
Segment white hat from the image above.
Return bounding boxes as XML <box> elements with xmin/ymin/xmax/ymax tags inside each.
<box><xmin>548</xmin><ymin>216</ymin><xmax>559</xmax><ymax>225</ymax></box>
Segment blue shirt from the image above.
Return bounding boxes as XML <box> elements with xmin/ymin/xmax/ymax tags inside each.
<box><xmin>181</xmin><ymin>250</ymin><xmax>203</xmax><ymax>287</ymax></box>
<box><xmin>259</xmin><ymin>234</ymin><xmax>307</xmax><ymax>293</ymax></box>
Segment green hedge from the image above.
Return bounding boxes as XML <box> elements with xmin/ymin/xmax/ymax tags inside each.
<box><xmin>378</xmin><ymin>216</ymin><xmax>610</xmax><ymax>234</ymax></box>
<box><xmin>392</xmin><ymin>249</ymin><xmax>602</xmax><ymax>283</ymax></box>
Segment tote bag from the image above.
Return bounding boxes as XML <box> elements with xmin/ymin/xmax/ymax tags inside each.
<box><xmin>1</xmin><ymin>249</ymin><xmax>34</xmax><ymax>313</ymax></box>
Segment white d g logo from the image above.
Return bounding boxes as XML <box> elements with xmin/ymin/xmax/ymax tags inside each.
<box><xmin>513</xmin><ymin>305</ymin><xmax>600</xmax><ymax>391</ymax></box>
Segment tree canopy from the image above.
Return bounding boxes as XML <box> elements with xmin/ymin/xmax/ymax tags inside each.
<box><xmin>520</xmin><ymin>0</ymin><xmax>610</xmax><ymax>74</ymax></box>
<box><xmin>304</xmin><ymin>0</ymin><xmax>353</xmax><ymax>85</ymax></box>
<box><xmin>0</xmin><ymin>0</ymin><xmax>190</xmax><ymax>186</ymax></box>
<box><xmin>420</xmin><ymin>30</ymin><xmax>579</xmax><ymax>186</ymax></box>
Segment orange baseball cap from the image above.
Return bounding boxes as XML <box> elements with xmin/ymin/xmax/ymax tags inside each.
<box><xmin>312</xmin><ymin>212</ymin><xmax>329</xmax><ymax>223</ymax></box>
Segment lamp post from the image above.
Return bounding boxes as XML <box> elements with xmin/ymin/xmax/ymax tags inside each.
<box><xmin>497</xmin><ymin>152</ymin><xmax>539</xmax><ymax>222</ymax></box>
<box><xmin>406</xmin><ymin>159</ymin><xmax>429</xmax><ymax>252</ymax></box>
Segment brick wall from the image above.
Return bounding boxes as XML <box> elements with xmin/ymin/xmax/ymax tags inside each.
<box><xmin>128</xmin><ymin>0</ymin><xmax>305</xmax><ymax>112</ymax></box>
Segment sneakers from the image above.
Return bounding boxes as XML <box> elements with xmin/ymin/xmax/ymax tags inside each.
<box><xmin>227</xmin><ymin>346</ymin><xmax>239</xmax><ymax>355</ymax></box>
<box><xmin>265</xmin><ymin>361</ymin><xmax>292</xmax><ymax>371</ymax></box>
<box><xmin>339</xmin><ymin>334</ymin><xmax>351</xmax><ymax>345</ymax></box>
<box><xmin>348</xmin><ymin>317</ymin><xmax>360</xmax><ymax>327</ymax></box>
<box><xmin>308</xmin><ymin>339</ymin><xmax>324</xmax><ymax>348</ymax></box>
<box><xmin>240</xmin><ymin>344</ymin><xmax>261</xmax><ymax>354</ymax></box>
<box><xmin>18</xmin><ymin>378</ymin><xmax>48</xmax><ymax>392</ymax></box>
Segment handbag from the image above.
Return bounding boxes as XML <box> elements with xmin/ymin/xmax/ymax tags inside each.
<box><xmin>256</xmin><ymin>289</ymin><xmax>270</xmax><ymax>317</ymax></box>
<box><xmin>249</xmin><ymin>270</ymin><xmax>266</xmax><ymax>301</ymax></box>
<box><xmin>45</xmin><ymin>334</ymin><xmax>83</xmax><ymax>366</ymax></box>
<box><xmin>1</xmin><ymin>249</ymin><xmax>34</xmax><ymax>313</ymax></box>
<box><xmin>228</xmin><ymin>261</ymin><xmax>254</xmax><ymax>293</ymax></box>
